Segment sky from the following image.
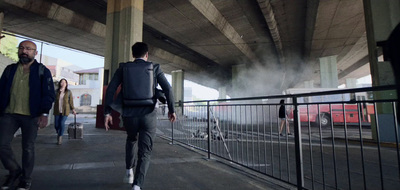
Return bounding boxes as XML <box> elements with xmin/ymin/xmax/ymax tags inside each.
<box><xmin>34</xmin><ymin>41</ymin><xmax>104</xmax><ymax>70</ymax></box>
<box><xmin>17</xmin><ymin>37</ymin><xmax>220</xmax><ymax>100</ymax></box>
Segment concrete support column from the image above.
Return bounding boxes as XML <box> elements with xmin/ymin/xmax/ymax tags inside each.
<box><xmin>346</xmin><ymin>78</ymin><xmax>358</xmax><ymax>101</ymax></box>
<box><xmin>364</xmin><ymin>0</ymin><xmax>400</xmax><ymax>142</ymax></box>
<box><xmin>104</xmin><ymin>0</ymin><xmax>144</xmax><ymax>85</ymax></box>
<box><xmin>304</xmin><ymin>80</ymin><xmax>314</xmax><ymax>88</ymax></box>
<box><xmin>345</xmin><ymin>78</ymin><xmax>357</xmax><ymax>88</ymax></box>
<box><xmin>172</xmin><ymin>70</ymin><xmax>184</xmax><ymax>116</ymax></box>
<box><xmin>231</xmin><ymin>64</ymin><xmax>247</xmax><ymax>98</ymax></box>
<box><xmin>218</xmin><ymin>87</ymin><xmax>226</xmax><ymax>100</ymax></box>
<box><xmin>319</xmin><ymin>55</ymin><xmax>339</xmax><ymax>88</ymax></box>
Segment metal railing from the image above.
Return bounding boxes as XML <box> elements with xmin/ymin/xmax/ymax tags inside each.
<box><xmin>157</xmin><ymin>85</ymin><xmax>399</xmax><ymax>190</ymax></box>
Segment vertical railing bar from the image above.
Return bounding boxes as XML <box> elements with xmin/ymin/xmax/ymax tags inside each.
<box><xmin>251</xmin><ymin>106</ymin><xmax>255</xmax><ymax>169</ymax></box>
<box><xmin>307</xmin><ymin>104</ymin><xmax>315</xmax><ymax>190</ymax></box>
<box><xmin>246</xmin><ymin>105</ymin><xmax>249</xmax><ymax>167</ymax></box>
<box><xmin>240</xmin><ymin>105</ymin><xmax>244</xmax><ymax>165</ymax></box>
<box><xmin>356</xmin><ymin>103</ymin><xmax>367</xmax><ymax>190</ymax></box>
<box><xmin>207</xmin><ymin>102</ymin><xmax>211</xmax><ymax>159</ymax></box>
<box><xmin>278</xmin><ymin>104</ymin><xmax>282</xmax><ymax>179</ymax></box>
<box><xmin>285</xmin><ymin>104</ymin><xmax>290</xmax><ymax>181</ymax></box>
<box><xmin>203</xmin><ymin>106</ymin><xmax>206</xmax><ymax>149</ymax></box>
<box><xmin>285</xmin><ymin>116</ymin><xmax>290</xmax><ymax>182</ymax></box>
<box><xmin>219</xmin><ymin>105</ymin><xmax>223</xmax><ymax>157</ymax></box>
<box><xmin>194</xmin><ymin>106</ymin><xmax>196</xmax><ymax>146</ymax></box>
<box><xmin>231</xmin><ymin>105</ymin><xmax>234</xmax><ymax>162</ymax></box>
<box><xmin>192</xmin><ymin>106</ymin><xmax>194</xmax><ymax>146</ymax></box>
<box><xmin>224</xmin><ymin>105</ymin><xmax>228</xmax><ymax>159</ymax></box>
<box><xmin>270</xmin><ymin>105</ymin><xmax>274</xmax><ymax>176</ymax></box>
<box><xmin>227</xmin><ymin>106</ymin><xmax>230</xmax><ymax>160</ymax></box>
<box><xmin>196</xmin><ymin>106</ymin><xmax>198</xmax><ymax>146</ymax></box>
<box><xmin>293</xmin><ymin>97</ymin><xmax>304</xmax><ymax>190</ymax></box>
<box><xmin>373</xmin><ymin>102</ymin><xmax>384</xmax><ymax>190</ymax></box>
<box><xmin>342</xmin><ymin>103</ymin><xmax>351</xmax><ymax>190</ymax></box>
<box><xmin>192</xmin><ymin>106</ymin><xmax>194</xmax><ymax>147</ymax></box>
<box><xmin>257</xmin><ymin>105</ymin><xmax>261</xmax><ymax>171</ymax></box>
<box><xmin>328</xmin><ymin>104</ymin><xmax>338</xmax><ymax>189</ymax></box>
<box><xmin>171</xmin><ymin>103</ymin><xmax>175</xmax><ymax>144</ymax></box>
<box><xmin>215</xmin><ymin>106</ymin><xmax>219</xmax><ymax>156</ymax></box>
<box><xmin>235</xmin><ymin>105</ymin><xmax>238</xmax><ymax>162</ymax></box>
<box><xmin>200</xmin><ymin>106</ymin><xmax>202</xmax><ymax>147</ymax></box>
<box><xmin>220</xmin><ymin>105</ymin><xmax>223</xmax><ymax>157</ymax></box>
<box><xmin>201</xmin><ymin>106</ymin><xmax>205</xmax><ymax>149</ymax></box>
<box><xmin>195</xmin><ymin>106</ymin><xmax>198</xmax><ymax>148</ymax></box>
<box><xmin>263</xmin><ymin>105</ymin><xmax>267</xmax><ymax>174</ymax></box>
<box><xmin>194</xmin><ymin>106</ymin><xmax>197</xmax><ymax>147</ymax></box>
<box><xmin>318</xmin><ymin>104</ymin><xmax>326</xmax><ymax>190</ymax></box>
<box><xmin>392</xmin><ymin>102</ymin><xmax>400</xmax><ymax>179</ymax></box>
<box><xmin>198</xmin><ymin>106</ymin><xmax>201</xmax><ymax>147</ymax></box>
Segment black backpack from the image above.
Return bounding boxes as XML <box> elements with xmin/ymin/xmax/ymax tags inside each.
<box><xmin>121</xmin><ymin>61</ymin><xmax>156</xmax><ymax>106</ymax></box>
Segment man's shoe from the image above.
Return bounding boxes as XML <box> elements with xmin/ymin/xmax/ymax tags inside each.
<box><xmin>131</xmin><ymin>185</ymin><xmax>141</xmax><ymax>190</ymax></box>
<box><xmin>1</xmin><ymin>171</ymin><xmax>21</xmax><ymax>190</ymax></box>
<box><xmin>123</xmin><ymin>173</ymin><xmax>133</xmax><ymax>184</ymax></box>
<box><xmin>16</xmin><ymin>181</ymin><xmax>31</xmax><ymax>190</ymax></box>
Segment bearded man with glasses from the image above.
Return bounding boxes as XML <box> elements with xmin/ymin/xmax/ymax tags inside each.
<box><xmin>0</xmin><ymin>40</ymin><xmax>55</xmax><ymax>190</ymax></box>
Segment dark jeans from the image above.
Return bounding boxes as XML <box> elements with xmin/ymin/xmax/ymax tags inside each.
<box><xmin>0</xmin><ymin>114</ymin><xmax>39</xmax><ymax>183</ymax></box>
<box><xmin>124</xmin><ymin>110</ymin><xmax>157</xmax><ymax>187</ymax></box>
<box><xmin>54</xmin><ymin>115</ymin><xmax>68</xmax><ymax>136</ymax></box>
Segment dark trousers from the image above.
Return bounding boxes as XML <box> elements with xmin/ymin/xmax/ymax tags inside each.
<box><xmin>0</xmin><ymin>114</ymin><xmax>39</xmax><ymax>183</ymax></box>
<box><xmin>123</xmin><ymin>110</ymin><xmax>157</xmax><ymax>187</ymax></box>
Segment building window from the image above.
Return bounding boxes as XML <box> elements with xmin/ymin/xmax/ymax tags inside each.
<box><xmin>79</xmin><ymin>73</ymin><xmax>98</xmax><ymax>85</ymax></box>
<box><xmin>80</xmin><ymin>94</ymin><xmax>91</xmax><ymax>106</ymax></box>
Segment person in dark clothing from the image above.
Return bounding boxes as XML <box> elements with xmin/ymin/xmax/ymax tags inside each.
<box><xmin>0</xmin><ymin>40</ymin><xmax>55</xmax><ymax>190</ymax></box>
<box><xmin>104</xmin><ymin>42</ymin><xmax>176</xmax><ymax>190</ymax></box>
<box><xmin>278</xmin><ymin>99</ymin><xmax>292</xmax><ymax>136</ymax></box>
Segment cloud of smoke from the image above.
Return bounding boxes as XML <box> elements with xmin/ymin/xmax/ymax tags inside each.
<box><xmin>229</xmin><ymin>45</ymin><xmax>308</xmax><ymax>98</ymax></box>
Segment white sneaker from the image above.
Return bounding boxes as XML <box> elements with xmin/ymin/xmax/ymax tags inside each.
<box><xmin>131</xmin><ymin>185</ymin><xmax>141</xmax><ymax>190</ymax></box>
<box><xmin>123</xmin><ymin>170</ymin><xmax>133</xmax><ymax>184</ymax></box>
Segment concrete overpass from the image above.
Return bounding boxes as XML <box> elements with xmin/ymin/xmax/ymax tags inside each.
<box><xmin>0</xmin><ymin>0</ymin><xmax>397</xmax><ymax>97</ymax></box>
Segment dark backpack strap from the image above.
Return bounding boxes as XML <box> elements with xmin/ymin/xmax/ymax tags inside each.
<box><xmin>5</xmin><ymin>63</ymin><xmax>17</xmax><ymax>79</ymax></box>
<box><xmin>38</xmin><ymin>63</ymin><xmax>45</xmax><ymax>78</ymax></box>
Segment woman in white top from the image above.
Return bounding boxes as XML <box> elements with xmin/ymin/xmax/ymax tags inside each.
<box><xmin>53</xmin><ymin>78</ymin><xmax>76</xmax><ymax>145</ymax></box>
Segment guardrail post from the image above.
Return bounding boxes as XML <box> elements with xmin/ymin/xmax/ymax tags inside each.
<box><xmin>293</xmin><ymin>97</ymin><xmax>304</xmax><ymax>189</ymax></box>
<box><xmin>171</xmin><ymin>122</ymin><xmax>174</xmax><ymax>145</ymax></box>
<box><xmin>207</xmin><ymin>101</ymin><xmax>211</xmax><ymax>159</ymax></box>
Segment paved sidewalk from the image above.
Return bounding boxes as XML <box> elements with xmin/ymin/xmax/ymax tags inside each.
<box><xmin>0</xmin><ymin>114</ymin><xmax>293</xmax><ymax>190</ymax></box>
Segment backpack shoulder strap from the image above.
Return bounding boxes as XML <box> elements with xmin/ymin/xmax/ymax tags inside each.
<box><xmin>38</xmin><ymin>63</ymin><xmax>45</xmax><ymax>78</ymax></box>
<box><xmin>5</xmin><ymin>63</ymin><xmax>18</xmax><ymax>79</ymax></box>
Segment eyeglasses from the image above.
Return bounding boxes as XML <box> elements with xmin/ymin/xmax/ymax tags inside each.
<box><xmin>17</xmin><ymin>46</ymin><xmax>36</xmax><ymax>51</ymax></box>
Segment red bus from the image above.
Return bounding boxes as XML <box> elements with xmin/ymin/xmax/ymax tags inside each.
<box><xmin>284</xmin><ymin>88</ymin><xmax>374</xmax><ymax>127</ymax></box>
<box><xmin>290</xmin><ymin>103</ymin><xmax>374</xmax><ymax>127</ymax></box>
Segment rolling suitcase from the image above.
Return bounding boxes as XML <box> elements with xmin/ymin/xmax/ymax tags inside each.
<box><xmin>68</xmin><ymin>115</ymin><xmax>83</xmax><ymax>139</ymax></box>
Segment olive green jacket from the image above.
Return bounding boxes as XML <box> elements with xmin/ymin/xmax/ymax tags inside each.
<box><xmin>53</xmin><ymin>90</ymin><xmax>75</xmax><ymax>116</ymax></box>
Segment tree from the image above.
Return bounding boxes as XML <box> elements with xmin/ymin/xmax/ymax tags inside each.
<box><xmin>0</xmin><ymin>34</ymin><xmax>19</xmax><ymax>61</ymax></box>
